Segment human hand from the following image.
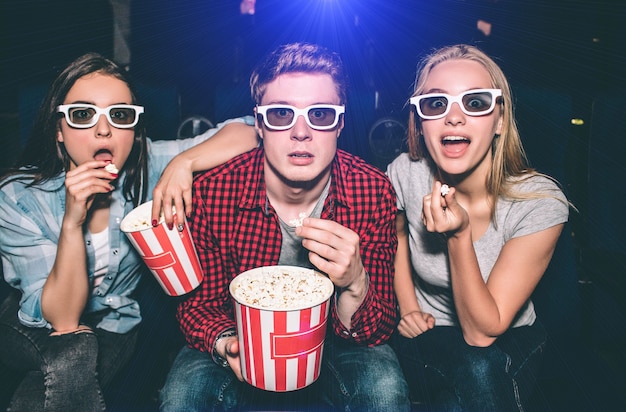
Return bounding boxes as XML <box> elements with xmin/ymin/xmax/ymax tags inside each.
<box><xmin>296</xmin><ymin>218</ymin><xmax>366</xmax><ymax>293</ymax></box>
<box><xmin>221</xmin><ymin>336</ymin><xmax>244</xmax><ymax>381</ymax></box>
<box><xmin>240</xmin><ymin>0</ymin><xmax>255</xmax><ymax>15</ymax></box>
<box><xmin>422</xmin><ymin>181</ymin><xmax>469</xmax><ymax>237</ymax></box>
<box><xmin>397</xmin><ymin>310</ymin><xmax>435</xmax><ymax>338</ymax></box>
<box><xmin>64</xmin><ymin>160</ymin><xmax>116</xmax><ymax>228</ymax></box>
<box><xmin>151</xmin><ymin>156</ymin><xmax>193</xmax><ymax>231</ymax></box>
<box><xmin>477</xmin><ymin>19</ymin><xmax>492</xmax><ymax>36</ymax></box>
<box><xmin>50</xmin><ymin>324</ymin><xmax>93</xmax><ymax>336</ymax></box>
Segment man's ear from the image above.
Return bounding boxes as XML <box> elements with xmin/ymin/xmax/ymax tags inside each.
<box><xmin>253</xmin><ymin>109</ymin><xmax>264</xmax><ymax>139</ymax></box>
<box><xmin>336</xmin><ymin>115</ymin><xmax>345</xmax><ymax>138</ymax></box>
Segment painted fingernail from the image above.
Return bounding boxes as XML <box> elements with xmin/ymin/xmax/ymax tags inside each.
<box><xmin>167</xmin><ymin>222</ymin><xmax>174</xmax><ymax>230</ymax></box>
<box><xmin>152</xmin><ymin>219</ymin><xmax>158</xmax><ymax>227</ymax></box>
<box><xmin>177</xmin><ymin>223</ymin><xmax>184</xmax><ymax>232</ymax></box>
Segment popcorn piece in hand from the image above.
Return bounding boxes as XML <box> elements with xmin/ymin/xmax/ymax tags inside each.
<box><xmin>105</xmin><ymin>163</ymin><xmax>119</xmax><ymax>174</ymax></box>
<box><xmin>288</xmin><ymin>212</ymin><xmax>308</xmax><ymax>227</ymax></box>
<box><xmin>440</xmin><ymin>184</ymin><xmax>450</xmax><ymax>197</ymax></box>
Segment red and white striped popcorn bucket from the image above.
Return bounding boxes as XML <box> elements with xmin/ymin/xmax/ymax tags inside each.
<box><xmin>230</xmin><ymin>266</ymin><xmax>334</xmax><ymax>392</ymax></box>
<box><xmin>121</xmin><ymin>201</ymin><xmax>203</xmax><ymax>296</ymax></box>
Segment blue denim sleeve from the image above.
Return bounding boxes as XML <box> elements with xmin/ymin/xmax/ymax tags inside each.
<box><xmin>0</xmin><ymin>180</ymin><xmax>65</xmax><ymax>329</ymax></box>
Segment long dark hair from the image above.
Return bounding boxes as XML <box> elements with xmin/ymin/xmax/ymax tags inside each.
<box><xmin>0</xmin><ymin>52</ymin><xmax>149</xmax><ymax>206</ymax></box>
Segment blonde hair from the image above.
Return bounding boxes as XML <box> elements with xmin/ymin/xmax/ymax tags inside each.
<box><xmin>407</xmin><ymin>44</ymin><xmax>561</xmax><ymax>216</ymax></box>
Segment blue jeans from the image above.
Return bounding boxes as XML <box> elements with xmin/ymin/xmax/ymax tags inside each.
<box><xmin>0</xmin><ymin>291</ymin><xmax>138</xmax><ymax>412</ymax></box>
<box><xmin>160</xmin><ymin>334</ymin><xmax>410</xmax><ymax>411</ymax></box>
<box><xmin>392</xmin><ymin>324</ymin><xmax>547</xmax><ymax>412</ymax></box>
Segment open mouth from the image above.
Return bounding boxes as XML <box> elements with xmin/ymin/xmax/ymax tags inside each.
<box><xmin>94</xmin><ymin>149</ymin><xmax>113</xmax><ymax>162</ymax></box>
<box><xmin>441</xmin><ymin>136</ymin><xmax>470</xmax><ymax>147</ymax></box>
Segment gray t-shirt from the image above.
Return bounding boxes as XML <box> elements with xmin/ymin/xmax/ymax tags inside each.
<box><xmin>277</xmin><ymin>178</ymin><xmax>330</xmax><ymax>267</ymax></box>
<box><xmin>387</xmin><ymin>153</ymin><xmax>569</xmax><ymax>328</ymax></box>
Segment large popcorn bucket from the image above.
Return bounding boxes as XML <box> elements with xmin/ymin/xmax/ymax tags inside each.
<box><xmin>121</xmin><ymin>201</ymin><xmax>203</xmax><ymax>296</ymax></box>
<box><xmin>229</xmin><ymin>266</ymin><xmax>334</xmax><ymax>392</ymax></box>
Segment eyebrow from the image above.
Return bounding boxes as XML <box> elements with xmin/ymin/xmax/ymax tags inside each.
<box><xmin>422</xmin><ymin>88</ymin><xmax>489</xmax><ymax>95</ymax></box>
<box><xmin>65</xmin><ymin>100</ymin><xmax>95</xmax><ymax>105</ymax></box>
<box><xmin>64</xmin><ymin>101</ymin><xmax>132</xmax><ymax>106</ymax></box>
<box><xmin>261</xmin><ymin>102</ymin><xmax>340</xmax><ymax>106</ymax></box>
<box><xmin>423</xmin><ymin>89</ymin><xmax>447</xmax><ymax>94</ymax></box>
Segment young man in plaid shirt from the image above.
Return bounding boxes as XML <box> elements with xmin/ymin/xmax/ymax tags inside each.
<box><xmin>160</xmin><ymin>42</ymin><xmax>410</xmax><ymax>411</ymax></box>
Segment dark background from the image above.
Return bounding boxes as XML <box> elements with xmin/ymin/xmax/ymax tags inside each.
<box><xmin>1</xmin><ymin>0</ymin><xmax>625</xmax><ymax>410</ymax></box>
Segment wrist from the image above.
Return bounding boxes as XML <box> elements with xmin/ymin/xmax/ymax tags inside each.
<box><xmin>447</xmin><ymin>223</ymin><xmax>471</xmax><ymax>241</ymax></box>
<box><xmin>212</xmin><ymin>329</ymin><xmax>237</xmax><ymax>368</ymax></box>
<box><xmin>400</xmin><ymin>307</ymin><xmax>421</xmax><ymax>318</ymax></box>
<box><xmin>342</xmin><ymin>269</ymin><xmax>369</xmax><ymax>300</ymax></box>
<box><xmin>61</xmin><ymin>218</ymin><xmax>86</xmax><ymax>234</ymax></box>
<box><xmin>170</xmin><ymin>152</ymin><xmax>195</xmax><ymax>172</ymax></box>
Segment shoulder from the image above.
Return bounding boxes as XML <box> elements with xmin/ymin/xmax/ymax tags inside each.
<box><xmin>0</xmin><ymin>176</ymin><xmax>28</xmax><ymax>199</ymax></box>
<box><xmin>386</xmin><ymin>154</ymin><xmax>433</xmax><ymax>203</ymax></box>
<box><xmin>0</xmin><ymin>174</ymin><xmax>64</xmax><ymax>231</ymax></box>
<box><xmin>498</xmin><ymin>174</ymin><xmax>569</xmax><ymax>238</ymax></box>
<box><xmin>1</xmin><ymin>172</ymin><xmax>63</xmax><ymax>201</ymax></box>
<box><xmin>334</xmin><ymin>150</ymin><xmax>395</xmax><ymax>196</ymax></box>
<box><xmin>387</xmin><ymin>153</ymin><xmax>432</xmax><ymax>181</ymax></box>
<box><xmin>509</xmin><ymin>173</ymin><xmax>567</xmax><ymax>202</ymax></box>
<box><xmin>1</xmin><ymin>168</ymin><xmax>37</xmax><ymax>191</ymax></box>
<box><xmin>193</xmin><ymin>147</ymin><xmax>262</xmax><ymax>187</ymax></box>
<box><xmin>387</xmin><ymin>152</ymin><xmax>413</xmax><ymax>170</ymax></box>
<box><xmin>336</xmin><ymin>150</ymin><xmax>388</xmax><ymax>179</ymax></box>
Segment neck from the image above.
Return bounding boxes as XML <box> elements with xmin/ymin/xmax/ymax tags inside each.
<box><xmin>264</xmin><ymin>166</ymin><xmax>331</xmax><ymax>223</ymax></box>
<box><xmin>438</xmin><ymin>156</ymin><xmax>492</xmax><ymax>207</ymax></box>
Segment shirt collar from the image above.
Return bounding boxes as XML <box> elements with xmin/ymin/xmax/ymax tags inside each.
<box><xmin>237</xmin><ymin>149</ymin><xmax>352</xmax><ymax>213</ymax></box>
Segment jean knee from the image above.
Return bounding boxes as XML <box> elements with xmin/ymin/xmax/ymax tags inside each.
<box><xmin>44</xmin><ymin>331</ymin><xmax>99</xmax><ymax>386</ymax></box>
<box><xmin>369</xmin><ymin>369</ymin><xmax>411</xmax><ymax>410</ymax></box>
<box><xmin>328</xmin><ymin>344</ymin><xmax>410</xmax><ymax>411</ymax></box>
<box><xmin>455</xmin><ymin>346</ymin><xmax>512</xmax><ymax>395</ymax></box>
<box><xmin>160</xmin><ymin>346</ymin><xmax>241</xmax><ymax>412</ymax></box>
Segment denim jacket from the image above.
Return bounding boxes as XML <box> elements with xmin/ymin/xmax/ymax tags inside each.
<box><xmin>0</xmin><ymin>116</ymin><xmax>254</xmax><ymax>333</ymax></box>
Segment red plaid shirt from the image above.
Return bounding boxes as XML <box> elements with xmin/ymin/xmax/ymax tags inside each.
<box><xmin>178</xmin><ymin>148</ymin><xmax>398</xmax><ymax>353</ymax></box>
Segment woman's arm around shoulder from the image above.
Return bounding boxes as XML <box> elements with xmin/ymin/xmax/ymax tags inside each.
<box><xmin>151</xmin><ymin>117</ymin><xmax>259</xmax><ymax>227</ymax></box>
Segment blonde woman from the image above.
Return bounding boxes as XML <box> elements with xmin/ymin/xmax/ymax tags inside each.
<box><xmin>388</xmin><ymin>44</ymin><xmax>569</xmax><ymax>411</ymax></box>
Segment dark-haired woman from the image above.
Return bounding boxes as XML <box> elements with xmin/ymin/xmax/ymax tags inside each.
<box><xmin>0</xmin><ymin>52</ymin><xmax>257</xmax><ymax>411</ymax></box>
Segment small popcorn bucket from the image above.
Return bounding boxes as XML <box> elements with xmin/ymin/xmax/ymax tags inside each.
<box><xmin>121</xmin><ymin>201</ymin><xmax>203</xmax><ymax>296</ymax></box>
<box><xmin>229</xmin><ymin>266</ymin><xmax>334</xmax><ymax>392</ymax></box>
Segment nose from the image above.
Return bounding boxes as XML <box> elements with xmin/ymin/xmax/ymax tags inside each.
<box><xmin>445</xmin><ymin>102</ymin><xmax>465</xmax><ymax>125</ymax></box>
<box><xmin>94</xmin><ymin>113</ymin><xmax>112</xmax><ymax>137</ymax></box>
<box><xmin>290</xmin><ymin>113</ymin><xmax>311</xmax><ymax>141</ymax></box>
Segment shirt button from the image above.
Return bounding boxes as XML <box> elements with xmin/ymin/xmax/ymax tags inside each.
<box><xmin>112</xmin><ymin>249</ymin><xmax>119</xmax><ymax>255</ymax></box>
<box><xmin>86</xmin><ymin>240</ymin><xmax>91</xmax><ymax>246</ymax></box>
<box><xmin>342</xmin><ymin>331</ymin><xmax>349</xmax><ymax>336</ymax></box>
<box><xmin>115</xmin><ymin>218</ymin><xmax>121</xmax><ymax>224</ymax></box>
<box><xmin>107</xmin><ymin>276</ymin><xmax>112</xmax><ymax>280</ymax></box>
<box><xmin>96</xmin><ymin>291</ymin><xmax>102</xmax><ymax>296</ymax></box>
<box><xmin>351</xmin><ymin>332</ymin><xmax>357</xmax><ymax>338</ymax></box>
<box><xmin>106</xmin><ymin>297</ymin><xmax>112</xmax><ymax>303</ymax></box>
